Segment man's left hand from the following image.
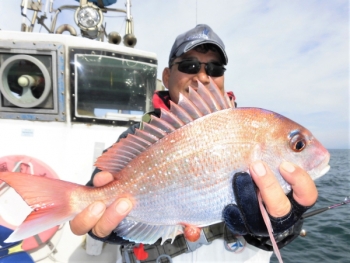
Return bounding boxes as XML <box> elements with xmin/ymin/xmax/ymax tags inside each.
<box><xmin>223</xmin><ymin>161</ymin><xmax>317</xmax><ymax>245</ymax></box>
<box><xmin>251</xmin><ymin>160</ymin><xmax>317</xmax><ymax>218</ymax></box>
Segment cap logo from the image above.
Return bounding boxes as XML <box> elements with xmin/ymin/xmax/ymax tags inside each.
<box><xmin>185</xmin><ymin>27</ymin><xmax>210</xmax><ymax>41</ymax></box>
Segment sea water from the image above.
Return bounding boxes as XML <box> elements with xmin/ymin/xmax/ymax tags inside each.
<box><xmin>271</xmin><ymin>149</ymin><xmax>350</xmax><ymax>263</ymax></box>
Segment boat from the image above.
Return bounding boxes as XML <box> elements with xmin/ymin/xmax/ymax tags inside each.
<box><xmin>0</xmin><ymin>0</ymin><xmax>161</xmax><ymax>262</ymax></box>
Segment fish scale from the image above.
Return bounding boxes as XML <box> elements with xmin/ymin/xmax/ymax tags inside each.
<box><xmin>0</xmin><ymin>79</ymin><xmax>330</xmax><ymax>246</ymax></box>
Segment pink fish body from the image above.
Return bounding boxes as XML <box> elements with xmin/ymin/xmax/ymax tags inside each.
<box><xmin>0</xmin><ymin>80</ymin><xmax>330</xmax><ymax>245</ymax></box>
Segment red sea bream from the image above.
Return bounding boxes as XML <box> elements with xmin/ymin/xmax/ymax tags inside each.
<box><xmin>0</xmin><ymin>80</ymin><xmax>330</xmax><ymax>245</ymax></box>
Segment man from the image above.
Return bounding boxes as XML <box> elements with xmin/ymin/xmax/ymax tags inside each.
<box><xmin>70</xmin><ymin>24</ymin><xmax>317</xmax><ymax>262</ymax></box>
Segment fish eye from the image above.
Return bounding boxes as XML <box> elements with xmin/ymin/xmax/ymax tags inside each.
<box><xmin>295</xmin><ymin>140</ymin><xmax>306</xmax><ymax>151</ymax></box>
<box><xmin>289</xmin><ymin>132</ymin><xmax>307</xmax><ymax>152</ymax></box>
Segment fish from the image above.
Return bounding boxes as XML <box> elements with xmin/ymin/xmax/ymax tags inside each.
<box><xmin>0</xmin><ymin>79</ymin><xmax>330</xmax><ymax>245</ymax></box>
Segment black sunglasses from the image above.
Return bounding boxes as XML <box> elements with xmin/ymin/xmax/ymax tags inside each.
<box><xmin>171</xmin><ymin>60</ymin><xmax>226</xmax><ymax>77</ymax></box>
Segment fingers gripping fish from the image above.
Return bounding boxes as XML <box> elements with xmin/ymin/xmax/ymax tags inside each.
<box><xmin>0</xmin><ymin>79</ymin><xmax>330</xmax><ymax>260</ymax></box>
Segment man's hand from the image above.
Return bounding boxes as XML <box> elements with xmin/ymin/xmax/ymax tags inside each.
<box><xmin>250</xmin><ymin>161</ymin><xmax>317</xmax><ymax>218</ymax></box>
<box><xmin>223</xmin><ymin>161</ymin><xmax>317</xmax><ymax>249</ymax></box>
<box><xmin>69</xmin><ymin>171</ymin><xmax>133</xmax><ymax>238</ymax></box>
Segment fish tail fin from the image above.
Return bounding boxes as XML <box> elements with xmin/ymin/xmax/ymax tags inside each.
<box><xmin>0</xmin><ymin>172</ymin><xmax>82</xmax><ymax>243</ymax></box>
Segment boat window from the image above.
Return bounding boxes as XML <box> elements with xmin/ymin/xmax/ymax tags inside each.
<box><xmin>0</xmin><ymin>54</ymin><xmax>53</xmax><ymax>109</ymax></box>
<box><xmin>0</xmin><ymin>47</ymin><xmax>63</xmax><ymax>123</ymax></box>
<box><xmin>74</xmin><ymin>54</ymin><xmax>157</xmax><ymax>122</ymax></box>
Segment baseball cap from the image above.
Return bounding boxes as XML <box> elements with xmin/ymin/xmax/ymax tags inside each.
<box><xmin>168</xmin><ymin>24</ymin><xmax>228</xmax><ymax>65</ymax></box>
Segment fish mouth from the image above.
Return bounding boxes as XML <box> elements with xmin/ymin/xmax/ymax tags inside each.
<box><xmin>310</xmin><ymin>152</ymin><xmax>331</xmax><ymax>180</ymax></box>
<box><xmin>319</xmin><ymin>164</ymin><xmax>330</xmax><ymax>176</ymax></box>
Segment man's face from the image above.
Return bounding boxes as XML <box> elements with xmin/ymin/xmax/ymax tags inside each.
<box><xmin>162</xmin><ymin>49</ymin><xmax>225</xmax><ymax>103</ymax></box>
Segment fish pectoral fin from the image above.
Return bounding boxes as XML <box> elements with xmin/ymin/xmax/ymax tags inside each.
<box><xmin>115</xmin><ymin>219</ymin><xmax>183</xmax><ymax>245</ymax></box>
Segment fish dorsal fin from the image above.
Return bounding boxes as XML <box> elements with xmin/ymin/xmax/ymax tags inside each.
<box><xmin>142</xmin><ymin>122</ymin><xmax>167</xmax><ymax>139</ymax></box>
<box><xmin>208</xmin><ymin>79</ymin><xmax>233</xmax><ymax>109</ymax></box>
<box><xmin>157</xmin><ymin>108</ymin><xmax>184</xmax><ymax>129</ymax></box>
<box><xmin>197</xmin><ymin>80</ymin><xmax>222</xmax><ymax>112</ymax></box>
<box><xmin>149</xmin><ymin>115</ymin><xmax>176</xmax><ymax>133</ymax></box>
<box><xmin>134</xmin><ymin>129</ymin><xmax>159</xmax><ymax>143</ymax></box>
<box><xmin>127</xmin><ymin>133</ymin><xmax>152</xmax><ymax>148</ymax></box>
<box><xmin>187</xmin><ymin>86</ymin><xmax>211</xmax><ymax>115</ymax></box>
<box><xmin>95</xmin><ymin>79</ymin><xmax>234</xmax><ymax>174</ymax></box>
<box><xmin>169</xmin><ymin>100</ymin><xmax>194</xmax><ymax>124</ymax></box>
<box><xmin>177</xmin><ymin>90</ymin><xmax>204</xmax><ymax>119</ymax></box>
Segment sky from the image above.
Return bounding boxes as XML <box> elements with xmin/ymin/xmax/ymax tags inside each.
<box><xmin>0</xmin><ymin>0</ymin><xmax>349</xmax><ymax>149</ymax></box>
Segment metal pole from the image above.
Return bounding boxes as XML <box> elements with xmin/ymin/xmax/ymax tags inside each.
<box><xmin>21</xmin><ymin>0</ymin><xmax>28</xmax><ymax>32</ymax></box>
<box><xmin>29</xmin><ymin>0</ymin><xmax>42</xmax><ymax>32</ymax></box>
<box><xmin>125</xmin><ymin>0</ymin><xmax>132</xmax><ymax>35</ymax></box>
<box><xmin>80</xmin><ymin>0</ymin><xmax>88</xmax><ymax>6</ymax></box>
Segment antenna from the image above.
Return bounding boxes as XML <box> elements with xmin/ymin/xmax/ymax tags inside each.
<box><xmin>196</xmin><ymin>0</ymin><xmax>197</xmax><ymax>25</ymax></box>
